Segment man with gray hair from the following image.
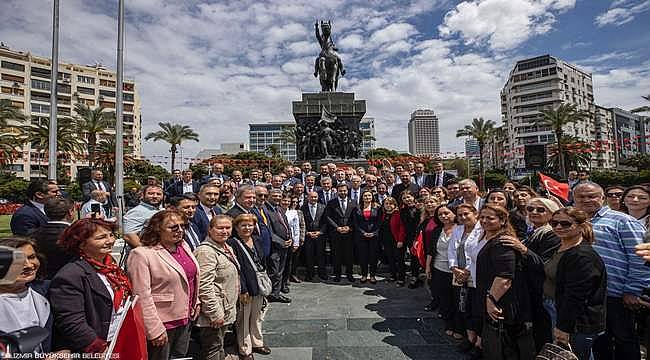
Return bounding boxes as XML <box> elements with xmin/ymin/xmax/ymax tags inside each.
<box><xmin>458</xmin><ymin>179</ymin><xmax>482</xmax><ymax>210</ymax></box>
<box><xmin>80</xmin><ymin>189</ymin><xmax>114</xmax><ymax>220</ymax></box>
<box><xmin>573</xmin><ymin>182</ymin><xmax>648</xmax><ymax>360</ymax></box>
<box><xmin>265</xmin><ymin>188</ymin><xmax>293</xmax><ymax>303</ymax></box>
<box><xmin>318</xmin><ymin>176</ymin><xmax>336</xmax><ymax>205</ymax></box>
<box><xmin>226</xmin><ymin>185</ymin><xmax>256</xmax><ymax>218</ymax></box>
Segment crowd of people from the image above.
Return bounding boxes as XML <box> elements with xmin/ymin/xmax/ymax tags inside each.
<box><xmin>2</xmin><ymin>160</ymin><xmax>650</xmax><ymax>360</ymax></box>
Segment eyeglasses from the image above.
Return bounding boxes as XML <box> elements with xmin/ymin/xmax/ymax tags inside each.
<box><xmin>167</xmin><ymin>223</ymin><xmax>188</xmax><ymax>232</ymax></box>
<box><xmin>549</xmin><ymin>220</ymin><xmax>575</xmax><ymax>229</ymax></box>
<box><xmin>606</xmin><ymin>192</ymin><xmax>623</xmax><ymax>198</ymax></box>
<box><xmin>526</xmin><ymin>206</ymin><xmax>547</xmax><ymax>214</ymax></box>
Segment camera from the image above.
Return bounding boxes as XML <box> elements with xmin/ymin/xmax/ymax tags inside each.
<box><xmin>0</xmin><ymin>245</ymin><xmax>25</xmax><ymax>286</ymax></box>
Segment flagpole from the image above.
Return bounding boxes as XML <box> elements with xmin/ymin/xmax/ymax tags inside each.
<box><xmin>115</xmin><ymin>0</ymin><xmax>125</xmax><ymax>232</ymax></box>
<box><xmin>47</xmin><ymin>0</ymin><xmax>60</xmax><ymax>180</ymax></box>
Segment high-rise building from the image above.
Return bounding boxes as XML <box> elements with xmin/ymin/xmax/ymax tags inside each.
<box><xmin>465</xmin><ymin>138</ymin><xmax>480</xmax><ymax>176</ymax></box>
<box><xmin>249</xmin><ymin>118</ymin><xmax>376</xmax><ymax>161</ymax></box>
<box><xmin>499</xmin><ymin>55</ymin><xmax>608</xmax><ymax>177</ymax></box>
<box><xmin>408</xmin><ymin>109</ymin><xmax>440</xmax><ymax>156</ymax></box>
<box><xmin>0</xmin><ymin>45</ymin><xmax>141</xmax><ymax>179</ymax></box>
<box><xmin>249</xmin><ymin>123</ymin><xmax>297</xmax><ymax>161</ymax></box>
<box><xmin>610</xmin><ymin>107</ymin><xmax>650</xmax><ymax>164</ymax></box>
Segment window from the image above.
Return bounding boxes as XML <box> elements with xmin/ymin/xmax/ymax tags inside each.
<box><xmin>100</xmin><ymin>79</ymin><xmax>116</xmax><ymax>87</ymax></box>
<box><xmin>1</xmin><ymin>86</ymin><xmax>24</xmax><ymax>96</ymax></box>
<box><xmin>1</xmin><ymin>60</ymin><xmax>25</xmax><ymax>72</ymax></box>
<box><xmin>123</xmin><ymin>93</ymin><xmax>134</xmax><ymax>102</ymax></box>
<box><xmin>31</xmin><ymin>116</ymin><xmax>48</xmax><ymax>126</ymax></box>
<box><xmin>30</xmin><ymin>91</ymin><xmax>50</xmax><ymax>102</ymax></box>
<box><xmin>31</xmin><ymin>67</ymin><xmax>51</xmax><ymax>78</ymax></box>
<box><xmin>123</xmin><ymin>114</ymin><xmax>134</xmax><ymax>122</ymax></box>
<box><xmin>77</xmin><ymin>75</ymin><xmax>95</xmax><ymax>84</ymax></box>
<box><xmin>31</xmin><ymin>102</ymin><xmax>50</xmax><ymax>113</ymax></box>
<box><xmin>123</xmin><ymin>83</ymin><xmax>134</xmax><ymax>91</ymax></box>
<box><xmin>57</xmin><ymin>107</ymin><xmax>70</xmax><ymax>116</ymax></box>
<box><xmin>58</xmin><ymin>84</ymin><xmax>71</xmax><ymax>94</ymax></box>
<box><xmin>99</xmin><ymin>89</ymin><xmax>115</xmax><ymax>98</ymax></box>
<box><xmin>58</xmin><ymin>72</ymin><xmax>71</xmax><ymax>81</ymax></box>
<box><xmin>2</xmin><ymin>73</ymin><xmax>24</xmax><ymax>83</ymax></box>
<box><xmin>31</xmin><ymin>79</ymin><xmax>50</xmax><ymax>90</ymax></box>
<box><xmin>123</xmin><ymin>104</ymin><xmax>133</xmax><ymax>112</ymax></box>
<box><xmin>77</xmin><ymin>86</ymin><xmax>94</xmax><ymax>95</ymax></box>
<box><xmin>99</xmin><ymin>101</ymin><xmax>115</xmax><ymax>109</ymax></box>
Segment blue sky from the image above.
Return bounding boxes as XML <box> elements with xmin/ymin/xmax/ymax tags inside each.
<box><xmin>1</xmin><ymin>0</ymin><xmax>648</xmax><ymax>168</ymax></box>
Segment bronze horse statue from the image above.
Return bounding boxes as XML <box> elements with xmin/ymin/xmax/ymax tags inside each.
<box><xmin>314</xmin><ymin>21</ymin><xmax>345</xmax><ymax>92</ymax></box>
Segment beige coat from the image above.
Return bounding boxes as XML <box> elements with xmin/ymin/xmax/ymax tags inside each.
<box><xmin>194</xmin><ymin>238</ymin><xmax>240</xmax><ymax>327</ymax></box>
<box><xmin>127</xmin><ymin>241</ymin><xmax>200</xmax><ymax>340</ymax></box>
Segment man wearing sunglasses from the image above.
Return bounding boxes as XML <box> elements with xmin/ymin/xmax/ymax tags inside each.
<box><xmin>573</xmin><ymin>182</ymin><xmax>648</xmax><ymax>360</ymax></box>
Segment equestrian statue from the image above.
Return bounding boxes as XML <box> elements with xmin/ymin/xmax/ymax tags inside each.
<box><xmin>314</xmin><ymin>20</ymin><xmax>345</xmax><ymax>92</ymax></box>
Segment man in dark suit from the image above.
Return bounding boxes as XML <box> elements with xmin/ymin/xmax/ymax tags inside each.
<box><xmin>252</xmin><ymin>185</ymin><xmax>274</xmax><ymax>259</ymax></box>
<box><xmin>412</xmin><ymin>162</ymin><xmax>433</xmax><ymax>188</ymax></box>
<box><xmin>301</xmin><ymin>191</ymin><xmax>328</xmax><ymax>281</ymax></box>
<box><xmin>163</xmin><ymin>169</ymin><xmax>182</xmax><ymax>198</ymax></box>
<box><xmin>430</xmin><ymin>160</ymin><xmax>456</xmax><ymax>188</ymax></box>
<box><xmin>11</xmin><ymin>179</ymin><xmax>59</xmax><ymax>236</ymax></box>
<box><xmin>264</xmin><ymin>189</ymin><xmax>293</xmax><ymax>303</ymax></box>
<box><xmin>169</xmin><ymin>169</ymin><xmax>200</xmax><ymax>197</ymax></box>
<box><xmin>82</xmin><ymin>170</ymin><xmax>116</xmax><ymax>208</ymax></box>
<box><xmin>317</xmin><ymin>177</ymin><xmax>336</xmax><ymax>205</ymax></box>
<box><xmin>201</xmin><ymin>163</ymin><xmax>229</xmax><ymax>184</ymax></box>
<box><xmin>31</xmin><ymin>197</ymin><xmax>75</xmax><ymax>279</ymax></box>
<box><xmin>325</xmin><ymin>183</ymin><xmax>357</xmax><ymax>282</ymax></box>
<box><xmin>303</xmin><ymin>174</ymin><xmax>321</xmax><ymax>195</ymax></box>
<box><xmin>391</xmin><ymin>170</ymin><xmax>420</xmax><ymax>203</ymax></box>
<box><xmin>192</xmin><ymin>184</ymin><xmax>222</xmax><ymax>242</ymax></box>
<box><xmin>168</xmin><ymin>194</ymin><xmax>202</xmax><ymax>251</ymax></box>
<box><xmin>294</xmin><ymin>162</ymin><xmax>316</xmax><ymax>185</ymax></box>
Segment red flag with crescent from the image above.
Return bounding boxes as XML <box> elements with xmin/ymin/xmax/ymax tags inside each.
<box><xmin>539</xmin><ymin>173</ymin><xmax>569</xmax><ymax>202</ymax></box>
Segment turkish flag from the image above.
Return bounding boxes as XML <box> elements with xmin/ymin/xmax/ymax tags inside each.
<box><xmin>539</xmin><ymin>173</ymin><xmax>569</xmax><ymax>202</ymax></box>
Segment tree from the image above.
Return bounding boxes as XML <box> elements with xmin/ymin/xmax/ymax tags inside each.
<box><xmin>622</xmin><ymin>154</ymin><xmax>650</xmax><ymax>169</ymax></box>
<box><xmin>264</xmin><ymin>144</ymin><xmax>281</xmax><ymax>159</ymax></box>
<box><xmin>365</xmin><ymin>147</ymin><xmax>399</xmax><ymax>160</ymax></box>
<box><xmin>125</xmin><ymin>159</ymin><xmax>170</xmax><ymax>186</ymax></box>
<box><xmin>546</xmin><ymin>136</ymin><xmax>591</xmax><ymax>175</ymax></box>
<box><xmin>74</xmin><ymin>103</ymin><xmax>115</xmax><ymax>168</ymax></box>
<box><xmin>0</xmin><ymin>99</ymin><xmax>26</xmax><ymax>128</ymax></box>
<box><xmin>93</xmin><ymin>137</ymin><xmax>136</xmax><ymax>182</ymax></box>
<box><xmin>145</xmin><ymin>122</ymin><xmax>199</xmax><ymax>171</ymax></box>
<box><xmin>20</xmin><ymin>117</ymin><xmax>84</xmax><ymax>175</ymax></box>
<box><xmin>0</xmin><ymin>100</ymin><xmax>27</xmax><ymax>168</ymax></box>
<box><xmin>537</xmin><ymin>103</ymin><xmax>590</xmax><ymax>179</ymax></box>
<box><xmin>456</xmin><ymin>117</ymin><xmax>495</xmax><ymax>190</ymax></box>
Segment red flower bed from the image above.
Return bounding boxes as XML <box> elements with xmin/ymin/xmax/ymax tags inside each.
<box><xmin>0</xmin><ymin>203</ymin><xmax>22</xmax><ymax>215</ymax></box>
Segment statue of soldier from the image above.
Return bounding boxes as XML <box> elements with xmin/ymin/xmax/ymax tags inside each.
<box><xmin>314</xmin><ymin>21</ymin><xmax>346</xmax><ymax>78</ymax></box>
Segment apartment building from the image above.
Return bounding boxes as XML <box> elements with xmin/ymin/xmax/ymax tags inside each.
<box><xmin>0</xmin><ymin>45</ymin><xmax>141</xmax><ymax>179</ymax></box>
<box><xmin>498</xmin><ymin>55</ymin><xmax>611</xmax><ymax>177</ymax></box>
<box><xmin>408</xmin><ymin>109</ymin><xmax>440</xmax><ymax>156</ymax></box>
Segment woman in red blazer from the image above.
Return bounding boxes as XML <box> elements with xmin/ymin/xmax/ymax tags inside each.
<box><xmin>127</xmin><ymin>210</ymin><xmax>200</xmax><ymax>360</ymax></box>
<box><xmin>378</xmin><ymin>197</ymin><xmax>407</xmax><ymax>285</ymax></box>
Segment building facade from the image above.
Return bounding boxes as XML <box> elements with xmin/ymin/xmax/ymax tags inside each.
<box><xmin>408</xmin><ymin>109</ymin><xmax>440</xmax><ymax>156</ymax></box>
<box><xmin>195</xmin><ymin>143</ymin><xmax>250</xmax><ymax>160</ymax></box>
<box><xmin>498</xmin><ymin>55</ymin><xmax>608</xmax><ymax>177</ymax></box>
<box><xmin>0</xmin><ymin>45</ymin><xmax>141</xmax><ymax>179</ymax></box>
<box><xmin>611</xmin><ymin>107</ymin><xmax>650</xmax><ymax>164</ymax></box>
<box><xmin>249</xmin><ymin>118</ymin><xmax>376</xmax><ymax>161</ymax></box>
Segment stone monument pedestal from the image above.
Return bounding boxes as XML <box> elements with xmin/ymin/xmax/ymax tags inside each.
<box><xmin>292</xmin><ymin>92</ymin><xmax>366</xmax><ymax>161</ymax></box>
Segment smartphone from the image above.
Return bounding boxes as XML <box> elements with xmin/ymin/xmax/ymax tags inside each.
<box><xmin>91</xmin><ymin>203</ymin><xmax>101</xmax><ymax>218</ymax></box>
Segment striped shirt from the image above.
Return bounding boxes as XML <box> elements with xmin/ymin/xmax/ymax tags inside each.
<box><xmin>591</xmin><ymin>206</ymin><xmax>649</xmax><ymax>297</ymax></box>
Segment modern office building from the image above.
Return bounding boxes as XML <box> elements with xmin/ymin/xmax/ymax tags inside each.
<box><xmin>249</xmin><ymin>118</ymin><xmax>376</xmax><ymax>161</ymax></box>
<box><xmin>465</xmin><ymin>138</ymin><xmax>480</xmax><ymax>174</ymax></box>
<box><xmin>499</xmin><ymin>55</ymin><xmax>602</xmax><ymax>177</ymax></box>
<box><xmin>195</xmin><ymin>143</ymin><xmax>249</xmax><ymax>160</ymax></box>
<box><xmin>249</xmin><ymin>122</ymin><xmax>297</xmax><ymax>161</ymax></box>
<box><xmin>0</xmin><ymin>45</ymin><xmax>141</xmax><ymax>179</ymax></box>
<box><xmin>408</xmin><ymin>109</ymin><xmax>440</xmax><ymax>156</ymax></box>
<box><xmin>610</xmin><ymin>107</ymin><xmax>650</xmax><ymax>163</ymax></box>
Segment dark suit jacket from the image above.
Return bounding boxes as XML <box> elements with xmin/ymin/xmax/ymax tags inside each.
<box><xmin>303</xmin><ymin>185</ymin><xmax>322</xmax><ymax>195</ymax></box>
<box><xmin>169</xmin><ymin>181</ymin><xmax>201</xmax><ymax>197</ymax></box>
<box><xmin>31</xmin><ymin>222</ymin><xmax>74</xmax><ymax>279</ymax></box>
<box><xmin>201</xmin><ymin>174</ymin><xmax>229</xmax><ymax>184</ymax></box>
<box><xmin>353</xmin><ymin>207</ymin><xmax>381</xmax><ymax>238</ymax></box>
<box><xmin>429</xmin><ymin>172</ymin><xmax>456</xmax><ymax>187</ymax></box>
<box><xmin>411</xmin><ymin>173</ymin><xmax>432</xmax><ymax>188</ymax></box>
<box><xmin>263</xmin><ymin>203</ymin><xmax>291</xmax><ymax>249</ymax></box>
<box><xmin>49</xmin><ymin>259</ymin><xmax>113</xmax><ymax>352</ymax></box>
<box><xmin>10</xmin><ymin>201</ymin><xmax>48</xmax><ymax>236</ymax></box>
<box><xmin>391</xmin><ymin>183</ymin><xmax>421</xmax><ymax>201</ymax></box>
<box><xmin>325</xmin><ymin>197</ymin><xmax>357</xmax><ymax>232</ymax></box>
<box><xmin>251</xmin><ymin>207</ymin><xmax>272</xmax><ymax>258</ymax></box>
<box><xmin>226</xmin><ymin>203</ymin><xmax>249</xmax><ymax>219</ymax></box>
<box><xmin>227</xmin><ymin>236</ymin><xmax>263</xmax><ymax>296</ymax></box>
<box><xmin>301</xmin><ymin>202</ymin><xmax>327</xmax><ymax>235</ymax></box>
<box><xmin>193</xmin><ymin>204</ymin><xmax>223</xmax><ymax>242</ymax></box>
<box><xmin>294</xmin><ymin>171</ymin><xmax>316</xmax><ymax>185</ymax></box>
<box><xmin>82</xmin><ymin>180</ymin><xmax>116</xmax><ymax>206</ymax></box>
<box><xmin>317</xmin><ymin>189</ymin><xmax>337</xmax><ymax>205</ymax></box>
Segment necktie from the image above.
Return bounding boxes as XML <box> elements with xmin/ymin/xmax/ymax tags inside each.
<box><xmin>341</xmin><ymin>199</ymin><xmax>347</xmax><ymax>213</ymax></box>
<box><xmin>310</xmin><ymin>204</ymin><xmax>316</xmax><ymax>220</ymax></box>
<box><xmin>209</xmin><ymin>208</ymin><xmax>217</xmax><ymax>220</ymax></box>
<box><xmin>325</xmin><ymin>192</ymin><xmax>330</xmax><ymax>202</ymax></box>
<box><xmin>258</xmin><ymin>207</ymin><xmax>269</xmax><ymax>225</ymax></box>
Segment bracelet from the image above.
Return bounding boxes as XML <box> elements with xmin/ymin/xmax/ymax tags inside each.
<box><xmin>486</xmin><ymin>292</ymin><xmax>499</xmax><ymax>305</ymax></box>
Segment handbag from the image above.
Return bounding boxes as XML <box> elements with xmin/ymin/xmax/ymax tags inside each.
<box><xmin>234</xmin><ymin>240</ymin><xmax>272</xmax><ymax>297</ymax></box>
<box><xmin>536</xmin><ymin>342</ymin><xmax>578</xmax><ymax>360</ymax></box>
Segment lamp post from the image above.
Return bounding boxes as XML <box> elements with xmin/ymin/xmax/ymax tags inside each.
<box><xmin>115</xmin><ymin>0</ymin><xmax>125</xmax><ymax>231</ymax></box>
<box><xmin>47</xmin><ymin>0</ymin><xmax>59</xmax><ymax>180</ymax></box>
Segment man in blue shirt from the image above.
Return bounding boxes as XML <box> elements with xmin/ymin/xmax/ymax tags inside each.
<box><xmin>574</xmin><ymin>182</ymin><xmax>648</xmax><ymax>360</ymax></box>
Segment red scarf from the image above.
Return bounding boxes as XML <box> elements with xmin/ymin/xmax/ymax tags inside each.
<box><xmin>81</xmin><ymin>253</ymin><xmax>132</xmax><ymax>310</ymax></box>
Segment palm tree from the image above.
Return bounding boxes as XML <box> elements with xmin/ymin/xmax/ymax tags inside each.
<box><xmin>456</xmin><ymin>117</ymin><xmax>495</xmax><ymax>190</ymax></box>
<box><xmin>74</xmin><ymin>103</ymin><xmax>115</xmax><ymax>168</ymax></box>
<box><xmin>536</xmin><ymin>103</ymin><xmax>590</xmax><ymax>179</ymax></box>
<box><xmin>94</xmin><ymin>137</ymin><xmax>136</xmax><ymax>180</ymax></box>
<box><xmin>145</xmin><ymin>122</ymin><xmax>199</xmax><ymax>171</ymax></box>
<box><xmin>0</xmin><ymin>99</ymin><xmax>26</xmax><ymax>128</ymax></box>
<box><xmin>546</xmin><ymin>136</ymin><xmax>591</xmax><ymax>174</ymax></box>
<box><xmin>19</xmin><ymin>117</ymin><xmax>85</xmax><ymax>174</ymax></box>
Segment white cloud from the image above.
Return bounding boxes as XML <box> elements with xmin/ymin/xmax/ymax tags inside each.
<box><xmin>593</xmin><ymin>62</ymin><xmax>650</xmax><ymax>109</ymax></box>
<box><xmin>368</xmin><ymin>23</ymin><xmax>417</xmax><ymax>46</ymax></box>
<box><xmin>595</xmin><ymin>0</ymin><xmax>650</xmax><ymax>27</ymax></box>
<box><xmin>339</xmin><ymin>34</ymin><xmax>365</xmax><ymax>49</ymax></box>
<box><xmin>439</xmin><ymin>0</ymin><xmax>577</xmax><ymax>51</ymax></box>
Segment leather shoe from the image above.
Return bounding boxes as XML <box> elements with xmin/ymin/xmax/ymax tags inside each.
<box><xmin>333</xmin><ymin>276</ymin><xmax>341</xmax><ymax>282</ymax></box>
<box><xmin>290</xmin><ymin>275</ymin><xmax>302</xmax><ymax>283</ymax></box>
<box><xmin>267</xmin><ymin>295</ymin><xmax>291</xmax><ymax>303</ymax></box>
<box><xmin>252</xmin><ymin>346</ymin><xmax>271</xmax><ymax>355</ymax></box>
<box><xmin>279</xmin><ymin>295</ymin><xmax>291</xmax><ymax>303</ymax></box>
<box><xmin>280</xmin><ymin>287</ymin><xmax>290</xmax><ymax>294</ymax></box>
<box><xmin>347</xmin><ymin>275</ymin><xmax>355</xmax><ymax>282</ymax></box>
<box><xmin>319</xmin><ymin>275</ymin><xmax>329</xmax><ymax>281</ymax></box>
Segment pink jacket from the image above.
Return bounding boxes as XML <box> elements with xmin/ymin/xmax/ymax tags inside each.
<box><xmin>127</xmin><ymin>242</ymin><xmax>200</xmax><ymax>340</ymax></box>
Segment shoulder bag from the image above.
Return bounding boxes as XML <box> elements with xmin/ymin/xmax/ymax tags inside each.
<box><xmin>234</xmin><ymin>240</ymin><xmax>272</xmax><ymax>296</ymax></box>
